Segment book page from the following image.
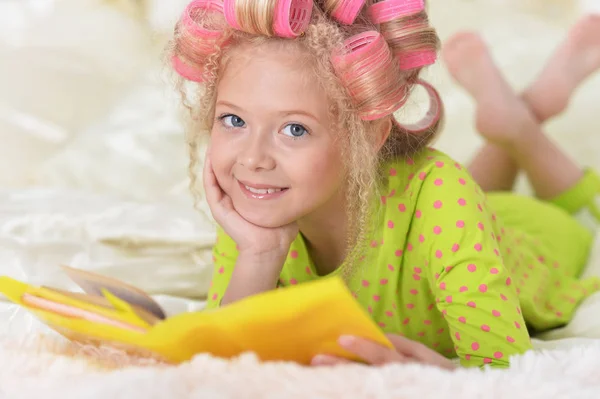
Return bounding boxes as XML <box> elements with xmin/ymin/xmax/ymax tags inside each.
<box><xmin>23</xmin><ymin>293</ymin><xmax>149</xmax><ymax>332</ymax></box>
<box><xmin>61</xmin><ymin>265</ymin><xmax>167</xmax><ymax>320</ymax></box>
<box><xmin>41</xmin><ymin>286</ymin><xmax>162</xmax><ymax>325</ymax></box>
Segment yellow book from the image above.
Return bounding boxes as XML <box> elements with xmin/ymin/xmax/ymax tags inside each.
<box><xmin>0</xmin><ymin>266</ymin><xmax>392</xmax><ymax>365</ymax></box>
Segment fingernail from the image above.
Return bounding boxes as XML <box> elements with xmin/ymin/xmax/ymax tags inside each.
<box><xmin>338</xmin><ymin>335</ymin><xmax>356</xmax><ymax>347</ymax></box>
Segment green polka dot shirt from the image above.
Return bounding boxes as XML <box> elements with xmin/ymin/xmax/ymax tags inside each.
<box><xmin>207</xmin><ymin>148</ymin><xmax>600</xmax><ymax>368</ymax></box>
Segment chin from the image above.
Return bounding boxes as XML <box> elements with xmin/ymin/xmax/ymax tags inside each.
<box><xmin>237</xmin><ymin>207</ymin><xmax>297</xmax><ymax>229</ymax></box>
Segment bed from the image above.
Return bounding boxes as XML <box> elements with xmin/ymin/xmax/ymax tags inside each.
<box><xmin>1</xmin><ymin>0</ymin><xmax>600</xmax><ymax>397</ymax></box>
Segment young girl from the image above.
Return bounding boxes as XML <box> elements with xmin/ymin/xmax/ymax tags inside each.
<box><xmin>169</xmin><ymin>0</ymin><xmax>600</xmax><ymax>369</ymax></box>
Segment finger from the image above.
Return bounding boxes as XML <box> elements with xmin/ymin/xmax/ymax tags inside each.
<box><xmin>386</xmin><ymin>334</ymin><xmax>423</xmax><ymax>358</ymax></box>
<box><xmin>202</xmin><ymin>155</ymin><xmax>231</xmax><ymax>224</ymax></box>
<box><xmin>386</xmin><ymin>334</ymin><xmax>455</xmax><ymax>370</ymax></box>
<box><xmin>338</xmin><ymin>336</ymin><xmax>405</xmax><ymax>365</ymax></box>
<box><xmin>202</xmin><ymin>154</ymin><xmax>223</xmax><ymax>203</ymax></box>
<box><xmin>311</xmin><ymin>354</ymin><xmax>352</xmax><ymax>367</ymax></box>
<box><xmin>201</xmin><ymin>156</ymin><xmax>250</xmax><ymax>236</ymax></box>
<box><xmin>387</xmin><ymin>334</ymin><xmax>438</xmax><ymax>361</ymax></box>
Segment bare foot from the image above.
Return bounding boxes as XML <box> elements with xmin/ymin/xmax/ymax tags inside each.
<box><xmin>442</xmin><ymin>32</ymin><xmax>537</xmax><ymax>149</ymax></box>
<box><xmin>523</xmin><ymin>15</ymin><xmax>600</xmax><ymax>121</ymax></box>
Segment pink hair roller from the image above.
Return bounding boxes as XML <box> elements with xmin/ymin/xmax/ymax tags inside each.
<box><xmin>393</xmin><ymin>79</ymin><xmax>442</xmax><ymax>133</ymax></box>
<box><xmin>332</xmin><ymin>30</ymin><xmax>382</xmax><ymax>66</ymax></box>
<box><xmin>223</xmin><ymin>0</ymin><xmax>312</xmax><ymax>38</ymax></box>
<box><xmin>182</xmin><ymin>0</ymin><xmax>225</xmax><ymax>39</ymax></box>
<box><xmin>368</xmin><ymin>0</ymin><xmax>425</xmax><ymax>24</ymax></box>
<box><xmin>399</xmin><ymin>50</ymin><xmax>437</xmax><ymax>70</ymax></box>
<box><xmin>172</xmin><ymin>55</ymin><xmax>205</xmax><ymax>82</ymax></box>
<box><xmin>223</xmin><ymin>0</ymin><xmax>241</xmax><ymax>30</ymax></box>
<box><xmin>331</xmin><ymin>0</ymin><xmax>366</xmax><ymax>25</ymax></box>
<box><xmin>332</xmin><ymin>31</ymin><xmax>408</xmax><ymax>121</ymax></box>
<box><xmin>274</xmin><ymin>0</ymin><xmax>313</xmax><ymax>37</ymax></box>
<box><xmin>363</xmin><ymin>97</ymin><xmax>408</xmax><ymax>120</ymax></box>
<box><xmin>173</xmin><ymin>0</ymin><xmax>226</xmax><ymax>82</ymax></box>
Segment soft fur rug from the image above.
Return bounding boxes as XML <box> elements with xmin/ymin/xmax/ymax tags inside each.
<box><xmin>1</xmin><ymin>334</ymin><xmax>600</xmax><ymax>399</ymax></box>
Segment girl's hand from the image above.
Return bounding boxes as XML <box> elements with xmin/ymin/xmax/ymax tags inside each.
<box><xmin>311</xmin><ymin>334</ymin><xmax>456</xmax><ymax>370</ymax></box>
<box><xmin>203</xmin><ymin>153</ymin><xmax>299</xmax><ymax>257</ymax></box>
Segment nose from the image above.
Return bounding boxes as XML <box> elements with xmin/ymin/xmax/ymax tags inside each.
<box><xmin>237</xmin><ymin>129</ymin><xmax>276</xmax><ymax>171</ymax></box>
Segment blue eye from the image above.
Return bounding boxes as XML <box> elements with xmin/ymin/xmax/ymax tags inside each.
<box><xmin>282</xmin><ymin>123</ymin><xmax>308</xmax><ymax>138</ymax></box>
<box><xmin>221</xmin><ymin>114</ymin><xmax>245</xmax><ymax>128</ymax></box>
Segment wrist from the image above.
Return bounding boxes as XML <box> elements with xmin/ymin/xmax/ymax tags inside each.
<box><xmin>222</xmin><ymin>250</ymin><xmax>286</xmax><ymax>306</ymax></box>
<box><xmin>236</xmin><ymin>249</ymin><xmax>287</xmax><ymax>276</ymax></box>
<box><xmin>237</xmin><ymin>247</ymin><xmax>290</xmax><ymax>263</ymax></box>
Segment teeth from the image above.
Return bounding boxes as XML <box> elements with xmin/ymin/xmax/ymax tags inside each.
<box><xmin>245</xmin><ymin>185</ymin><xmax>283</xmax><ymax>195</ymax></box>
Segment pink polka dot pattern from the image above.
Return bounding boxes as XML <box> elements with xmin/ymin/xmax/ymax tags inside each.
<box><xmin>207</xmin><ymin>149</ymin><xmax>600</xmax><ymax>369</ymax></box>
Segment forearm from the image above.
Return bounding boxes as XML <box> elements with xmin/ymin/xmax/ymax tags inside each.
<box><xmin>221</xmin><ymin>251</ymin><xmax>286</xmax><ymax>306</ymax></box>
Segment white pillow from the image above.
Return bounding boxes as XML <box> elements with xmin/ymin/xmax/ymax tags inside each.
<box><xmin>0</xmin><ymin>0</ymin><xmax>153</xmax><ymax>188</ymax></box>
<box><xmin>0</xmin><ymin>189</ymin><xmax>216</xmax><ymax>299</ymax></box>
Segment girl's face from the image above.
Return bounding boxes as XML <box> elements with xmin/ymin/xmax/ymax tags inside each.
<box><xmin>209</xmin><ymin>44</ymin><xmax>347</xmax><ymax>228</ymax></box>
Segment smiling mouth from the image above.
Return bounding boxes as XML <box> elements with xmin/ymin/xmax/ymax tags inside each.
<box><xmin>237</xmin><ymin>180</ymin><xmax>289</xmax><ymax>199</ymax></box>
<box><xmin>244</xmin><ymin>185</ymin><xmax>284</xmax><ymax>194</ymax></box>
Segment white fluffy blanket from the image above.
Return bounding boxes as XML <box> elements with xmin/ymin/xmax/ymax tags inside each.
<box><xmin>1</xmin><ymin>335</ymin><xmax>600</xmax><ymax>399</ymax></box>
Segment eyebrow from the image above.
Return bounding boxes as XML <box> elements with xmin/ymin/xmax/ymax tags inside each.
<box><xmin>216</xmin><ymin>100</ymin><xmax>320</xmax><ymax>123</ymax></box>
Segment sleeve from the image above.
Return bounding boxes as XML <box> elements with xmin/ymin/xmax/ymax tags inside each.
<box><xmin>205</xmin><ymin>226</ymin><xmax>239</xmax><ymax>310</ymax></box>
<box><xmin>412</xmin><ymin>156</ymin><xmax>533</xmax><ymax>368</ymax></box>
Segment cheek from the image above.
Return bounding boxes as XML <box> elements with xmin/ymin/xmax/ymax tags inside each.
<box><xmin>295</xmin><ymin>147</ymin><xmax>345</xmax><ymax>188</ymax></box>
<box><xmin>208</xmin><ymin>137</ymin><xmax>234</xmax><ymax>182</ymax></box>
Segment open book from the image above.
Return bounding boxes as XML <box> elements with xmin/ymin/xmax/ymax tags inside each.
<box><xmin>0</xmin><ymin>266</ymin><xmax>392</xmax><ymax>365</ymax></box>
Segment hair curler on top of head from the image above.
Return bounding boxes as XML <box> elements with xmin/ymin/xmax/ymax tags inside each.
<box><xmin>171</xmin><ymin>0</ymin><xmax>229</xmax><ymax>82</ymax></box>
<box><xmin>223</xmin><ymin>0</ymin><xmax>313</xmax><ymax>37</ymax></box>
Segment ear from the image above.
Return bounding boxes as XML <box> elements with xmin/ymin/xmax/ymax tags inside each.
<box><xmin>372</xmin><ymin>116</ymin><xmax>392</xmax><ymax>152</ymax></box>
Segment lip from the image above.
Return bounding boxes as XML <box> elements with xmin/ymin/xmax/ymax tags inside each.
<box><xmin>237</xmin><ymin>180</ymin><xmax>289</xmax><ymax>200</ymax></box>
<box><xmin>237</xmin><ymin>179</ymin><xmax>287</xmax><ymax>190</ymax></box>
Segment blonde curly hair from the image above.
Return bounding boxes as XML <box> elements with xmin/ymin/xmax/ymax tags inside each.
<box><xmin>169</xmin><ymin>0</ymin><xmax>442</xmax><ymax>278</ymax></box>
